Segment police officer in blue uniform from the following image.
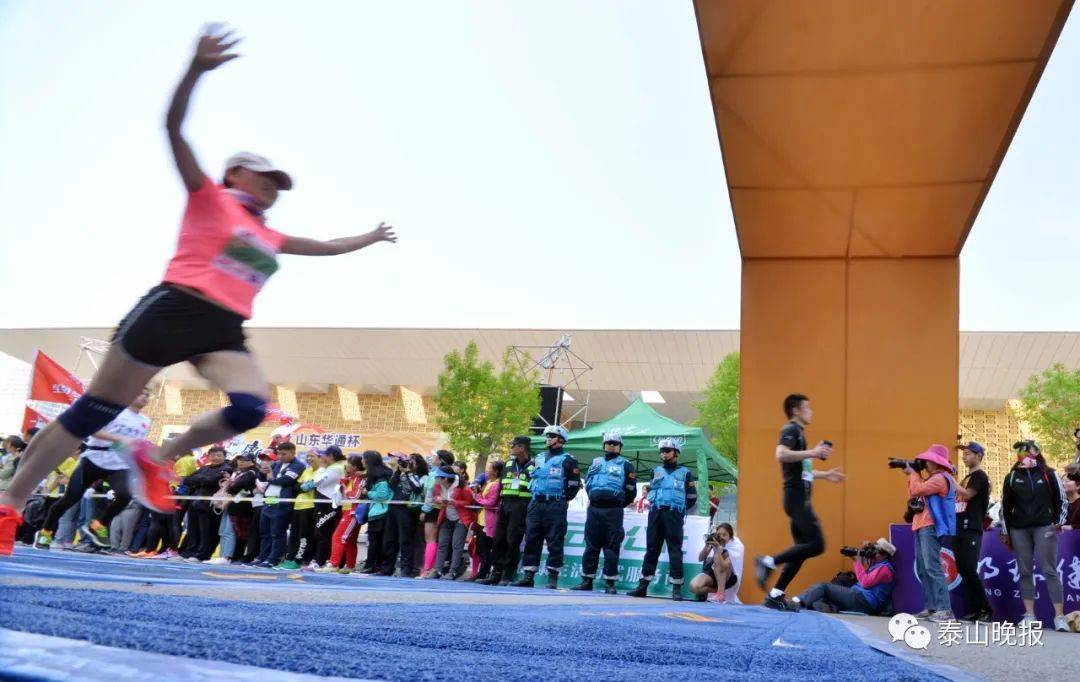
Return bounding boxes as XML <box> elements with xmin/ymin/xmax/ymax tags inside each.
<box><xmin>628</xmin><ymin>438</ymin><xmax>697</xmax><ymax>600</ymax></box>
<box><xmin>571</xmin><ymin>430</ymin><xmax>636</xmax><ymax>594</ymax></box>
<box><xmin>512</xmin><ymin>424</ymin><xmax>581</xmax><ymax>588</ymax></box>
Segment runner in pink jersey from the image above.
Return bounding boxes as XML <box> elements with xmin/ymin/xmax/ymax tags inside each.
<box><xmin>0</xmin><ymin>26</ymin><xmax>396</xmax><ymax>550</ymax></box>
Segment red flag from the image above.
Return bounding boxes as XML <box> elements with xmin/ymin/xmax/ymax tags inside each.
<box><xmin>22</xmin><ymin>351</ymin><xmax>85</xmax><ymax>432</ymax></box>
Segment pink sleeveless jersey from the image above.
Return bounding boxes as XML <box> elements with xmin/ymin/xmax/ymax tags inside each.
<box><xmin>162</xmin><ymin>179</ymin><xmax>285</xmax><ymax>319</ymax></box>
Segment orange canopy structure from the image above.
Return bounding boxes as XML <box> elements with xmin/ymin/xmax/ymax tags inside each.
<box><xmin>693</xmin><ymin>0</ymin><xmax>1073</xmax><ymax>600</ymax></box>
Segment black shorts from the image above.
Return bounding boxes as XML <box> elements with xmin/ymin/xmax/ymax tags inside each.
<box><xmin>702</xmin><ymin>560</ymin><xmax>739</xmax><ymax>590</ymax></box>
<box><xmin>112</xmin><ymin>284</ymin><xmax>248</xmax><ymax>367</ymax></box>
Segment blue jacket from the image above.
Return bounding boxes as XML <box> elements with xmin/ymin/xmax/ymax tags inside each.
<box><xmin>585</xmin><ymin>454</ymin><xmax>635</xmax><ymax>506</ymax></box>
<box><xmin>266</xmin><ymin>458</ymin><xmax>306</xmax><ymax>507</ymax></box>
<box><xmin>647</xmin><ymin>464</ymin><xmax>695</xmax><ymax>514</ymax></box>
<box><xmin>852</xmin><ymin>560</ymin><xmax>895</xmax><ymax>612</ymax></box>
<box><xmin>529</xmin><ymin>448</ymin><xmax>581</xmax><ymax>500</ymax></box>
<box><xmin>926</xmin><ymin>472</ymin><xmax>957</xmax><ymax>538</ymax></box>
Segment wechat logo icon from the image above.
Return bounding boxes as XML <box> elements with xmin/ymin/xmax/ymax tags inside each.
<box><xmin>889</xmin><ymin>612</ymin><xmax>931</xmax><ymax>650</ymax></box>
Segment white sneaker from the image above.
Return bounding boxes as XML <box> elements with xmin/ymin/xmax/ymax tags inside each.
<box><xmin>204</xmin><ymin>557</ymin><xmax>230</xmax><ymax>565</ymax></box>
<box><xmin>314</xmin><ymin>565</ymin><xmax>337</xmax><ymax>573</ymax></box>
<box><xmin>184</xmin><ymin>556</ymin><xmax>202</xmax><ymax>563</ymax></box>
<box><xmin>1053</xmin><ymin>615</ymin><xmax>1069</xmax><ymax>632</ymax></box>
<box><xmin>1019</xmin><ymin>613</ymin><xmax>1040</xmax><ymax>626</ymax></box>
<box><xmin>928</xmin><ymin>610</ymin><xmax>956</xmax><ymax>623</ymax></box>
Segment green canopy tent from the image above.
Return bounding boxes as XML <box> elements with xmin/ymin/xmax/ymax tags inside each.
<box><xmin>530</xmin><ymin>398</ymin><xmax>737</xmax><ymax>515</ymax></box>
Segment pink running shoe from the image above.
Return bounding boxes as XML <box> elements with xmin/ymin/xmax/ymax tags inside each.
<box><xmin>122</xmin><ymin>440</ymin><xmax>177</xmax><ymax>513</ymax></box>
<box><xmin>0</xmin><ymin>504</ymin><xmax>23</xmax><ymax>556</ymax></box>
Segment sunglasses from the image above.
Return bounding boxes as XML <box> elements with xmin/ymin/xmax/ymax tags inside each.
<box><xmin>660</xmin><ymin>447</ymin><xmax>676</xmax><ymax>453</ymax></box>
<box><xmin>545</xmin><ymin>434</ymin><xmax>559</xmax><ymax>438</ymax></box>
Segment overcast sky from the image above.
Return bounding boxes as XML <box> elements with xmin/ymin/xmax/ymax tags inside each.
<box><xmin>1</xmin><ymin>1</ymin><xmax>1077</xmax><ymax>331</ymax></box>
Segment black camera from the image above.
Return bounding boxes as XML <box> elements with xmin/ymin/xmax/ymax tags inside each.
<box><xmin>887</xmin><ymin>458</ymin><xmax>925</xmax><ymax>471</ymax></box>
<box><xmin>840</xmin><ymin>543</ymin><xmax>878</xmax><ymax>559</ymax></box>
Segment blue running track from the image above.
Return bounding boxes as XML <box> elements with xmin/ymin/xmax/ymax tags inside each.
<box><xmin>0</xmin><ymin>548</ymin><xmax>945</xmax><ymax>681</ymax></box>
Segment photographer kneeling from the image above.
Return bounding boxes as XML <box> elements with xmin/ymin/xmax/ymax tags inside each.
<box><xmin>689</xmin><ymin>522</ymin><xmax>744</xmax><ymax>603</ymax></box>
<box><xmin>792</xmin><ymin>539</ymin><xmax>896</xmax><ymax>614</ymax></box>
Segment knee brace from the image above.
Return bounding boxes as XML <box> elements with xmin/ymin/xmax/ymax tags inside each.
<box><xmin>222</xmin><ymin>392</ymin><xmax>267</xmax><ymax>432</ymax></box>
<box><xmin>57</xmin><ymin>394</ymin><xmax>125</xmax><ymax>439</ymax></box>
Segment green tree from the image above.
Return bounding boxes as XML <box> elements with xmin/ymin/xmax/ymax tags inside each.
<box><xmin>434</xmin><ymin>341</ymin><xmax>540</xmax><ymax>471</ymax></box>
<box><xmin>1017</xmin><ymin>363</ymin><xmax>1080</xmax><ymax>467</ymax></box>
<box><xmin>693</xmin><ymin>351</ymin><xmax>739</xmax><ymax>466</ymax></box>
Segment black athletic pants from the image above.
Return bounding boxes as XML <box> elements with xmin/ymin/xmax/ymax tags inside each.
<box><xmin>581</xmin><ymin>505</ymin><xmax>625</xmax><ymax>579</ymax></box>
<box><xmin>313</xmin><ymin>504</ymin><xmax>341</xmax><ymax>566</ymax></box>
<box><xmin>381</xmin><ymin>504</ymin><xmax>418</xmax><ymax>576</ymax></box>
<box><xmin>773</xmin><ymin>495</ymin><xmax>825</xmax><ymax>592</ymax></box>
<box><xmin>492</xmin><ymin>497</ymin><xmax>529</xmax><ymax>579</ymax></box>
<box><xmin>287</xmin><ymin>507</ymin><xmax>316</xmax><ymax>563</ymax></box>
<box><xmin>42</xmin><ymin>458</ymin><xmax>130</xmax><ymax>534</ymax></box>
<box><xmin>641</xmin><ymin>507</ymin><xmax>685</xmax><ymax>584</ymax></box>
<box><xmin>521</xmin><ymin>498</ymin><xmax>569</xmax><ymax>573</ymax></box>
<box><xmin>955</xmin><ymin>529</ymin><xmax>990</xmax><ymax>616</ymax></box>
<box><xmin>194</xmin><ymin>507</ymin><xmax>221</xmax><ymax>561</ymax></box>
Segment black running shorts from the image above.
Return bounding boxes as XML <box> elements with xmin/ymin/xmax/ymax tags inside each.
<box><xmin>112</xmin><ymin>284</ymin><xmax>248</xmax><ymax>367</ymax></box>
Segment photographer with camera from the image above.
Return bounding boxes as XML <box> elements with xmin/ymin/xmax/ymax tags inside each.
<box><xmin>1000</xmin><ymin>440</ymin><xmax>1070</xmax><ymax>632</ymax></box>
<box><xmin>791</xmin><ymin>539</ymin><xmax>896</xmax><ymax>614</ymax></box>
<box><xmin>689</xmin><ymin>522</ymin><xmax>744</xmax><ymax>604</ymax></box>
<box><xmin>954</xmin><ymin>442</ymin><xmax>992</xmax><ymax>622</ymax></box>
<box><xmin>891</xmin><ymin>444</ymin><xmax>956</xmax><ymax>622</ymax></box>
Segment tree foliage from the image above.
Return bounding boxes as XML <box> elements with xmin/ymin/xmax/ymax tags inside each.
<box><xmin>1017</xmin><ymin>363</ymin><xmax>1080</xmax><ymax>467</ymax></box>
<box><xmin>434</xmin><ymin>341</ymin><xmax>540</xmax><ymax>471</ymax></box>
<box><xmin>693</xmin><ymin>351</ymin><xmax>739</xmax><ymax>466</ymax></box>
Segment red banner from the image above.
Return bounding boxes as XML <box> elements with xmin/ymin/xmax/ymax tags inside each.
<box><xmin>22</xmin><ymin>351</ymin><xmax>85</xmax><ymax>432</ymax></box>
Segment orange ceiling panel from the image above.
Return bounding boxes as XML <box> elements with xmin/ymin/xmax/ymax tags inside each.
<box><xmin>694</xmin><ymin>0</ymin><xmax>1073</xmax><ymax>258</ymax></box>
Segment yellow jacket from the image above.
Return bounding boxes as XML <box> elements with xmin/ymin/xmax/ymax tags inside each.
<box><xmin>294</xmin><ymin>466</ymin><xmax>316</xmax><ymax>510</ymax></box>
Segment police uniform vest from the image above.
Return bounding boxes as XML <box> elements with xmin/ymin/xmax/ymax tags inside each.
<box><xmin>586</xmin><ymin>455</ymin><xmax>629</xmax><ymax>498</ymax></box>
<box><xmin>530</xmin><ymin>451</ymin><xmax>570</xmax><ymax>499</ymax></box>
<box><xmin>501</xmin><ymin>459</ymin><xmax>534</xmax><ymax>499</ymax></box>
<box><xmin>647</xmin><ymin>465</ymin><xmax>691</xmax><ymax>513</ymax></box>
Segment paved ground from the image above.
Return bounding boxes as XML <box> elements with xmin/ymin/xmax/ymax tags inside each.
<box><xmin>1</xmin><ymin>547</ymin><xmax>965</xmax><ymax>681</ymax></box>
<box><xmin>832</xmin><ymin>612</ymin><xmax>1076</xmax><ymax>682</ymax></box>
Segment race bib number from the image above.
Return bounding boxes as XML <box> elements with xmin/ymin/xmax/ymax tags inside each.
<box><xmin>956</xmin><ymin>500</ymin><xmax>968</xmax><ymax>513</ymax></box>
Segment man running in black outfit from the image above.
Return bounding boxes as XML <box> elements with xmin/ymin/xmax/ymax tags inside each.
<box><xmin>754</xmin><ymin>393</ymin><xmax>845</xmax><ymax>611</ymax></box>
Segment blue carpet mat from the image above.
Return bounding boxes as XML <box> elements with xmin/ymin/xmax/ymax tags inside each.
<box><xmin>0</xmin><ymin>551</ymin><xmax>943</xmax><ymax>681</ymax></box>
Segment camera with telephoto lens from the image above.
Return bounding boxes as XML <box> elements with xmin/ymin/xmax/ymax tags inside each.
<box><xmin>840</xmin><ymin>542</ymin><xmax>878</xmax><ymax>559</ymax></box>
<box><xmin>887</xmin><ymin>457</ymin><xmax>925</xmax><ymax>472</ymax></box>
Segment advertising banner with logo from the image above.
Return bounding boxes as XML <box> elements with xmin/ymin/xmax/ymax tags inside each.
<box><xmin>890</xmin><ymin>523</ymin><xmax>1080</xmax><ymax>627</ymax></box>
<box><xmin>22</xmin><ymin>351</ymin><xmax>85</xmax><ymax>433</ymax></box>
<box><xmin>538</xmin><ymin>510</ymin><xmax>710</xmax><ymax>594</ymax></box>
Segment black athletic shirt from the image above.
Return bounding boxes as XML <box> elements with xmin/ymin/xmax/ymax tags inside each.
<box><xmin>779</xmin><ymin>420</ymin><xmax>811</xmax><ymax>497</ymax></box>
<box><xmin>956</xmin><ymin>469</ymin><xmax>990</xmax><ymax>533</ymax></box>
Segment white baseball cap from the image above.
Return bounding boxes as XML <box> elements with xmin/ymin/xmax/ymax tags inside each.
<box><xmin>224</xmin><ymin>152</ymin><xmax>293</xmax><ymax>190</ymax></box>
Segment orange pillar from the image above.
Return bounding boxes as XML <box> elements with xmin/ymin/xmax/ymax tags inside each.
<box><xmin>738</xmin><ymin>257</ymin><xmax>958</xmax><ymax>601</ymax></box>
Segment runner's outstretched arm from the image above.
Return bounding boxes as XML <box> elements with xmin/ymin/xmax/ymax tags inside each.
<box><xmin>166</xmin><ymin>26</ymin><xmax>241</xmax><ymax>191</ymax></box>
<box><xmin>281</xmin><ymin>222</ymin><xmax>398</xmax><ymax>256</ymax></box>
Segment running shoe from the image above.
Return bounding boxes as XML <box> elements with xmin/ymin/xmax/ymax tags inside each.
<box><xmin>34</xmin><ymin>530</ymin><xmax>54</xmax><ymax>551</ymax></box>
<box><xmin>80</xmin><ymin>520</ymin><xmax>111</xmax><ymax>549</ymax></box>
<box><xmin>1053</xmin><ymin>615</ymin><xmax>1069</xmax><ymax>632</ymax></box>
<box><xmin>928</xmin><ymin>610</ymin><xmax>956</xmax><ymax>623</ymax></box>
<box><xmin>1019</xmin><ymin>612</ymin><xmax>1040</xmax><ymax>626</ymax></box>
<box><xmin>0</xmin><ymin>504</ymin><xmax>23</xmax><ymax>556</ymax></box>
<box><xmin>121</xmin><ymin>440</ymin><xmax>177</xmax><ymax>513</ymax></box>
<box><xmin>762</xmin><ymin>594</ymin><xmax>799</xmax><ymax>612</ymax></box>
<box><xmin>302</xmin><ymin>561</ymin><xmax>318</xmax><ymax>572</ymax></box>
<box><xmin>275</xmin><ymin>560</ymin><xmax>301</xmax><ymax>571</ymax></box>
<box><xmin>338</xmin><ymin>567</ymin><xmax>353</xmax><ymax>575</ymax></box>
<box><xmin>253</xmin><ymin>560</ymin><xmax>273</xmax><ymax>568</ymax></box>
<box><xmin>184</xmin><ymin>556</ymin><xmax>202</xmax><ymax>563</ymax></box>
<box><xmin>204</xmin><ymin>557</ymin><xmax>230</xmax><ymax>565</ymax></box>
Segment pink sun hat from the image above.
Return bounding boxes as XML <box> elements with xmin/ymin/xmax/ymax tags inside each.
<box><xmin>915</xmin><ymin>444</ymin><xmax>955</xmax><ymax>473</ymax></box>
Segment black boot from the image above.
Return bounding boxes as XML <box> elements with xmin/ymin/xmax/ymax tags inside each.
<box><xmin>511</xmin><ymin>570</ymin><xmax>535</xmax><ymax>588</ymax></box>
<box><xmin>604</xmin><ymin>579</ymin><xmax>617</xmax><ymax>595</ymax></box>
<box><xmin>627</xmin><ymin>579</ymin><xmax>650</xmax><ymax>598</ymax></box>
<box><xmin>570</xmin><ymin>577</ymin><xmax>594</xmax><ymax>591</ymax></box>
<box><xmin>546</xmin><ymin>569</ymin><xmax>559</xmax><ymax>589</ymax></box>
<box><xmin>671</xmin><ymin>584</ymin><xmax>683</xmax><ymax>601</ymax></box>
<box><xmin>477</xmin><ymin>570</ymin><xmax>502</xmax><ymax>586</ymax></box>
